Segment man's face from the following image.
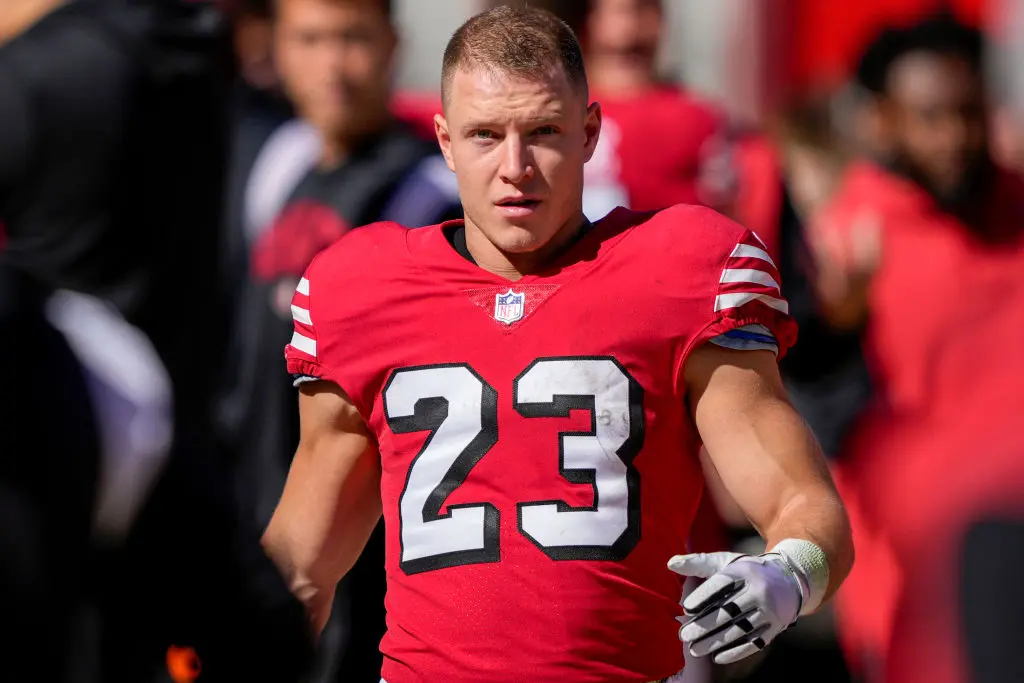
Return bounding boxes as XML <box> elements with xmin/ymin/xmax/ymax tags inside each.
<box><xmin>882</xmin><ymin>52</ymin><xmax>989</xmax><ymax>204</ymax></box>
<box><xmin>235</xmin><ymin>14</ymin><xmax>278</xmax><ymax>92</ymax></box>
<box><xmin>586</xmin><ymin>0</ymin><xmax>662</xmax><ymax>69</ymax></box>
<box><xmin>436</xmin><ymin>66</ymin><xmax>601</xmax><ymax>255</ymax></box>
<box><xmin>274</xmin><ymin>0</ymin><xmax>395</xmax><ymax>140</ymax></box>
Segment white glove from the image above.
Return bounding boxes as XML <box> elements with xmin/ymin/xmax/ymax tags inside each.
<box><xmin>668</xmin><ymin>551</ymin><xmax>803</xmax><ymax>665</ymax></box>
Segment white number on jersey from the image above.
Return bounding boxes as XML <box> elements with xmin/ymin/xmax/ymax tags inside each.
<box><xmin>383</xmin><ymin>356</ymin><xmax>644</xmax><ymax>575</ymax></box>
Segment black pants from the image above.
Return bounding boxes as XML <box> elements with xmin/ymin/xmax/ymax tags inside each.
<box><xmin>961</xmin><ymin>517</ymin><xmax>1024</xmax><ymax>683</ymax></box>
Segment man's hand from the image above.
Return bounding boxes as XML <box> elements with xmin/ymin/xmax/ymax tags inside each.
<box><xmin>669</xmin><ymin>551</ymin><xmax>803</xmax><ymax>665</ymax></box>
<box><xmin>808</xmin><ymin>209</ymin><xmax>882</xmax><ymax>331</ymax></box>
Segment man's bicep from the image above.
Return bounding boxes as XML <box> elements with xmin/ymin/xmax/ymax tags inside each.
<box><xmin>296</xmin><ymin>379</ymin><xmax>374</xmax><ymax>447</ymax></box>
<box><xmin>289</xmin><ymin>381</ymin><xmax>382</xmax><ymax>559</ymax></box>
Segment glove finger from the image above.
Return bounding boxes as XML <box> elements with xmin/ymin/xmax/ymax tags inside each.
<box><xmin>678</xmin><ymin>590</ymin><xmax>761</xmax><ymax>643</ymax></box>
<box><xmin>682</xmin><ymin>574</ymin><xmax>743</xmax><ymax>615</ymax></box>
<box><xmin>668</xmin><ymin>552</ymin><xmax>737</xmax><ymax>579</ymax></box>
<box><xmin>711</xmin><ymin>624</ymin><xmax>773</xmax><ymax>665</ymax></box>
<box><xmin>687</xmin><ymin>609</ymin><xmax>766</xmax><ymax>658</ymax></box>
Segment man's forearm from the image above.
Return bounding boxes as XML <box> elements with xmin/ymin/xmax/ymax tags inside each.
<box><xmin>745</xmin><ymin>399</ymin><xmax>854</xmax><ymax>604</ymax></box>
<box><xmin>700</xmin><ymin>386</ymin><xmax>855</xmax><ymax>609</ymax></box>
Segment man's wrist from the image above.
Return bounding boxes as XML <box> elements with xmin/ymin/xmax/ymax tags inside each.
<box><xmin>769</xmin><ymin>538</ymin><xmax>830</xmax><ymax>616</ymax></box>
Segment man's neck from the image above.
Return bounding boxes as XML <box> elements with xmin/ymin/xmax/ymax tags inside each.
<box><xmin>586</xmin><ymin>56</ymin><xmax>656</xmax><ymax>97</ymax></box>
<box><xmin>465</xmin><ymin>211</ymin><xmax>590</xmax><ymax>281</ymax></box>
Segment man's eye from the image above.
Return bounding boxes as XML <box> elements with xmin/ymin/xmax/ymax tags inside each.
<box><xmin>473</xmin><ymin>130</ymin><xmax>496</xmax><ymax>140</ymax></box>
<box><xmin>533</xmin><ymin>126</ymin><xmax>558</xmax><ymax>136</ymax></box>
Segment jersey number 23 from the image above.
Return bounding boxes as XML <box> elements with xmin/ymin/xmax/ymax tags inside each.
<box><xmin>384</xmin><ymin>356</ymin><xmax>645</xmax><ymax>575</ymax></box>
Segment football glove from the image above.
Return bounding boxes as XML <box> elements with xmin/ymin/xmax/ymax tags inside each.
<box><xmin>668</xmin><ymin>540</ymin><xmax>829</xmax><ymax>665</ymax></box>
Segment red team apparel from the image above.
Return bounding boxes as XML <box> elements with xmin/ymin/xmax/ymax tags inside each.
<box><xmin>285</xmin><ymin>205</ymin><xmax>796</xmax><ymax>682</ymax></box>
<box><xmin>584</xmin><ymin>88</ymin><xmax>735</xmax><ymax>219</ymax></box>
<box><xmin>822</xmin><ymin>163</ymin><xmax>1024</xmax><ymax>683</ymax></box>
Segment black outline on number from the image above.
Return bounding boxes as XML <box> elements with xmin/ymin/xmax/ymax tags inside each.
<box><xmin>512</xmin><ymin>356</ymin><xmax>644</xmax><ymax>561</ymax></box>
<box><xmin>384</xmin><ymin>363</ymin><xmax>500</xmax><ymax>575</ymax></box>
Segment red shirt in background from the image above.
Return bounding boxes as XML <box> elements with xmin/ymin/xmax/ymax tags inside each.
<box><xmin>820</xmin><ymin>162</ymin><xmax>1024</xmax><ymax>683</ymax></box>
<box><xmin>731</xmin><ymin>135</ymin><xmax>784</xmax><ymax>260</ymax></box>
<box><xmin>583</xmin><ymin>86</ymin><xmax>735</xmax><ymax>218</ymax></box>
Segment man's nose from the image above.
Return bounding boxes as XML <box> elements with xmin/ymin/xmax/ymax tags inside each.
<box><xmin>499</xmin><ymin>135</ymin><xmax>534</xmax><ymax>184</ymax></box>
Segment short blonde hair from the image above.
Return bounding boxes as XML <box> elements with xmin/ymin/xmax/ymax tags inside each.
<box><xmin>441</xmin><ymin>5</ymin><xmax>587</xmax><ymax>107</ymax></box>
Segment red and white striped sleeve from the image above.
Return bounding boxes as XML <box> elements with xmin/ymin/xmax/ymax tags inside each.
<box><xmin>707</xmin><ymin>230</ymin><xmax>797</xmax><ymax>356</ymax></box>
<box><xmin>284</xmin><ymin>275</ymin><xmax>324</xmax><ymax>385</ymax></box>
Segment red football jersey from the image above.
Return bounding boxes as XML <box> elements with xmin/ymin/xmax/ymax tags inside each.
<box><xmin>285</xmin><ymin>205</ymin><xmax>796</xmax><ymax>682</ymax></box>
<box><xmin>584</xmin><ymin>87</ymin><xmax>735</xmax><ymax>218</ymax></box>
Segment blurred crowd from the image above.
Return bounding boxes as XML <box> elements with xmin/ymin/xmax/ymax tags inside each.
<box><xmin>1</xmin><ymin>0</ymin><xmax>1023</xmax><ymax>682</ymax></box>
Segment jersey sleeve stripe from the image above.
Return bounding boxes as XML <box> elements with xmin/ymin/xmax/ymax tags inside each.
<box><xmin>719</xmin><ymin>268</ymin><xmax>780</xmax><ymax>291</ymax></box>
<box><xmin>714</xmin><ymin>292</ymin><xmax>789</xmax><ymax>314</ymax></box>
<box><xmin>710</xmin><ymin>333</ymin><xmax>779</xmax><ymax>354</ymax></box>
<box><xmin>289</xmin><ymin>330</ymin><xmax>317</xmax><ymax>356</ymax></box>
<box><xmin>748</xmin><ymin>231</ymin><xmax>769</xmax><ymax>250</ymax></box>
<box><xmin>730</xmin><ymin>243</ymin><xmax>776</xmax><ymax>267</ymax></box>
<box><xmin>297</xmin><ymin>277</ymin><xmax>310</xmax><ymax>296</ymax></box>
<box><xmin>722</xmin><ymin>324</ymin><xmax>778</xmax><ymax>344</ymax></box>
<box><xmin>291</xmin><ymin>304</ymin><xmax>312</xmax><ymax>326</ymax></box>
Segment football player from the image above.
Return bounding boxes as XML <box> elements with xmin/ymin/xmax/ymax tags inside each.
<box><xmin>263</xmin><ymin>6</ymin><xmax>853</xmax><ymax>682</ymax></box>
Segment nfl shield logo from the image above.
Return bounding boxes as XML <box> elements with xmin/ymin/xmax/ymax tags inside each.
<box><xmin>493</xmin><ymin>289</ymin><xmax>525</xmax><ymax>325</ymax></box>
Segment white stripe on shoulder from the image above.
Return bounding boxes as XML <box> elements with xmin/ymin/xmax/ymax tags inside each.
<box><xmin>714</xmin><ymin>292</ymin><xmax>789</xmax><ymax>314</ymax></box>
<box><xmin>290</xmin><ymin>331</ymin><xmax>317</xmax><ymax>356</ymax></box>
<box><xmin>730</xmin><ymin>243</ymin><xmax>776</xmax><ymax>267</ymax></box>
<box><xmin>719</xmin><ymin>268</ymin><xmax>780</xmax><ymax>291</ymax></box>
<box><xmin>297</xmin><ymin>277</ymin><xmax>310</xmax><ymax>295</ymax></box>
<box><xmin>291</xmin><ymin>304</ymin><xmax>312</xmax><ymax>326</ymax></box>
<box><xmin>749</xmin><ymin>231</ymin><xmax>769</xmax><ymax>249</ymax></box>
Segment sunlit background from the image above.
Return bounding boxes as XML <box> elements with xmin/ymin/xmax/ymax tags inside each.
<box><xmin>2</xmin><ymin>1</ymin><xmax>1023</xmax><ymax>682</ymax></box>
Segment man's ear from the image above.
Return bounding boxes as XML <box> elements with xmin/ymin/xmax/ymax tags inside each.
<box><xmin>583</xmin><ymin>101</ymin><xmax>603</xmax><ymax>164</ymax></box>
<box><xmin>435</xmin><ymin>113</ymin><xmax>456</xmax><ymax>172</ymax></box>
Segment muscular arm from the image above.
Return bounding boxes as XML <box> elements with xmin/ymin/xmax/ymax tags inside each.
<box><xmin>262</xmin><ymin>382</ymin><xmax>382</xmax><ymax>637</ymax></box>
<box><xmin>685</xmin><ymin>344</ymin><xmax>854</xmax><ymax>602</ymax></box>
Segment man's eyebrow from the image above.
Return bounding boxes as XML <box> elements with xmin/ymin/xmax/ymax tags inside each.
<box><xmin>459</xmin><ymin>110</ymin><xmax>567</xmax><ymax>133</ymax></box>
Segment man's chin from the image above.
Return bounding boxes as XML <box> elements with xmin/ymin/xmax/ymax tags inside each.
<box><xmin>933</xmin><ymin>161</ymin><xmax>993</xmax><ymax>212</ymax></box>
<box><xmin>489</xmin><ymin>222</ymin><xmax>554</xmax><ymax>255</ymax></box>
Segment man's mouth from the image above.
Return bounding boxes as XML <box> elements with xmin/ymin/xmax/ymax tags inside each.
<box><xmin>496</xmin><ymin>197</ymin><xmax>541</xmax><ymax>209</ymax></box>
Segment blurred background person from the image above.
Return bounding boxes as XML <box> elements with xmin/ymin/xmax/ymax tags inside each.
<box><xmin>221</xmin><ymin>0</ymin><xmax>317</xmax><ymax>317</ymax></box>
<box><xmin>812</xmin><ymin>13</ymin><xmax>1024</xmax><ymax>683</ymax></box>
<box><xmin>0</xmin><ymin>0</ymin><xmax>228</xmax><ymax>425</ymax></box>
<box><xmin>217</xmin><ymin>0</ymin><xmax>460</xmax><ymax>680</ymax></box>
<box><xmin>0</xmin><ymin>1</ymin><xmax>315</xmax><ymax>681</ymax></box>
<box><xmin>767</xmin><ymin>97</ymin><xmax>872</xmax><ymax>466</ymax></box>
